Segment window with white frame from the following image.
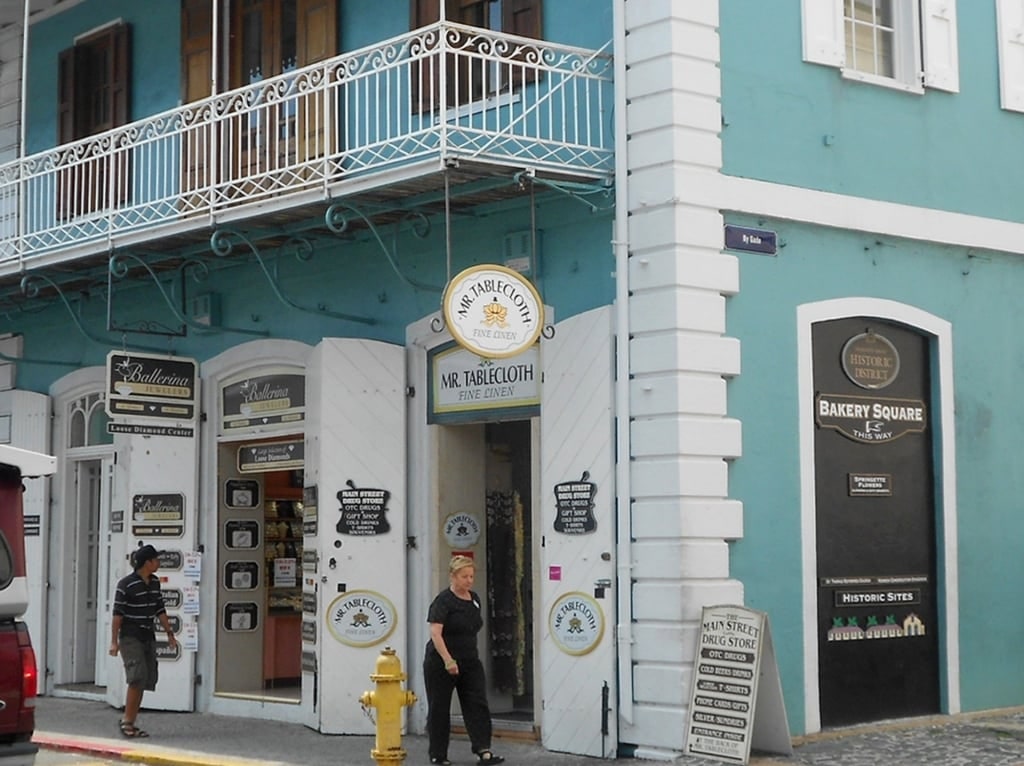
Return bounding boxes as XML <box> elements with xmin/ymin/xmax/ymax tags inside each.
<box><xmin>802</xmin><ymin>0</ymin><xmax>959</xmax><ymax>93</ymax></box>
<box><xmin>996</xmin><ymin>0</ymin><xmax>1024</xmax><ymax>112</ymax></box>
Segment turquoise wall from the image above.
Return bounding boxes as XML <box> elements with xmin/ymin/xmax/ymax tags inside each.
<box><xmin>725</xmin><ymin>212</ymin><xmax>1024</xmax><ymax>724</ymax></box>
<box><xmin>7</xmin><ymin>192</ymin><xmax>613</xmax><ymax>392</ymax></box>
<box><xmin>17</xmin><ymin>1</ymin><xmax>615</xmax><ymax>392</ymax></box>
<box><xmin>719</xmin><ymin>3</ymin><xmax>1023</xmax><ymax>223</ymax></box>
<box><xmin>341</xmin><ymin>0</ymin><xmax>611</xmax><ymax>49</ymax></box>
<box><xmin>27</xmin><ymin>0</ymin><xmax>613</xmax><ymax>154</ymax></box>
<box><xmin>26</xmin><ymin>0</ymin><xmax>181</xmax><ymax>154</ymax></box>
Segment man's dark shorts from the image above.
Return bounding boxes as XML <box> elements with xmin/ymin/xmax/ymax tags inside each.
<box><xmin>119</xmin><ymin>634</ymin><xmax>158</xmax><ymax>691</ymax></box>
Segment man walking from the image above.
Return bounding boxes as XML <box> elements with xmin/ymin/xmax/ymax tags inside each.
<box><xmin>109</xmin><ymin>544</ymin><xmax>177</xmax><ymax>738</ymax></box>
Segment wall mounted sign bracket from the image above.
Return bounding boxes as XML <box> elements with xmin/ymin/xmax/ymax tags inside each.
<box><xmin>21</xmin><ymin>272</ymin><xmax>167</xmax><ymax>353</ymax></box>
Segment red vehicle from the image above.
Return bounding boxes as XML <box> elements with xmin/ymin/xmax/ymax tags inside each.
<box><xmin>0</xmin><ymin>445</ymin><xmax>56</xmax><ymax>766</ymax></box>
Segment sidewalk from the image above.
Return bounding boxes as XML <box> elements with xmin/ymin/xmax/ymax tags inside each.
<box><xmin>33</xmin><ymin>695</ymin><xmax>1024</xmax><ymax>765</ymax></box>
<box><xmin>33</xmin><ymin>696</ymin><xmax>596</xmax><ymax>766</ymax></box>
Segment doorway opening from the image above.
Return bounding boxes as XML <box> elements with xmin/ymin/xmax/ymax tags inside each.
<box><xmin>215</xmin><ymin>436</ymin><xmax>304</xmax><ymax>703</ymax></box>
<box><xmin>439</xmin><ymin>419</ymin><xmax>537</xmax><ymax>734</ymax></box>
<box><xmin>55</xmin><ymin>457</ymin><xmax>112</xmax><ymax>696</ymax></box>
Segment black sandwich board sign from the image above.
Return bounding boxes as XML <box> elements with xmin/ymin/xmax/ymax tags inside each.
<box><xmin>685</xmin><ymin>605</ymin><xmax>792</xmax><ymax>764</ymax></box>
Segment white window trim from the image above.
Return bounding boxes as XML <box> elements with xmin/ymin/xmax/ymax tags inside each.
<box><xmin>802</xmin><ymin>0</ymin><xmax>959</xmax><ymax>94</ymax></box>
<box><xmin>996</xmin><ymin>0</ymin><xmax>1024</xmax><ymax>112</ymax></box>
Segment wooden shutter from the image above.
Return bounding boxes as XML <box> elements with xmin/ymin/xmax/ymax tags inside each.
<box><xmin>801</xmin><ymin>0</ymin><xmax>844</xmax><ymax>67</ymax></box>
<box><xmin>110</xmin><ymin>23</ymin><xmax>131</xmax><ymax>129</ymax></box>
<box><xmin>502</xmin><ymin>0</ymin><xmax>541</xmax><ymax>39</ymax></box>
<box><xmin>109</xmin><ymin>24</ymin><xmax>131</xmax><ymax>207</ymax></box>
<box><xmin>57</xmin><ymin>47</ymin><xmax>77</xmax><ymax>144</ymax></box>
<box><xmin>997</xmin><ymin>0</ymin><xmax>1024</xmax><ymax>112</ymax></box>
<box><xmin>297</xmin><ymin>0</ymin><xmax>336</xmax><ymax>66</ymax></box>
<box><xmin>181</xmin><ymin>0</ymin><xmax>213</xmax><ymax>204</ymax></box>
<box><xmin>56</xmin><ymin>47</ymin><xmax>77</xmax><ymax>220</ymax></box>
<box><xmin>411</xmin><ymin>0</ymin><xmax>442</xmax><ymax>113</ymax></box>
<box><xmin>296</xmin><ymin>0</ymin><xmax>337</xmax><ymax>161</ymax></box>
<box><xmin>921</xmin><ymin>0</ymin><xmax>959</xmax><ymax>92</ymax></box>
<box><xmin>502</xmin><ymin>0</ymin><xmax>541</xmax><ymax>85</ymax></box>
<box><xmin>181</xmin><ymin>0</ymin><xmax>213</xmax><ymax>102</ymax></box>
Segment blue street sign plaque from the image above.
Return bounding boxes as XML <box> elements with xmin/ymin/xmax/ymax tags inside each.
<box><xmin>725</xmin><ymin>224</ymin><xmax>777</xmax><ymax>255</ymax></box>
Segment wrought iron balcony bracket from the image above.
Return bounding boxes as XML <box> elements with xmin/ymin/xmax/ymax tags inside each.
<box><xmin>210</xmin><ymin>228</ymin><xmax>377</xmax><ymax>325</ymax></box>
<box><xmin>21</xmin><ymin>272</ymin><xmax>167</xmax><ymax>353</ymax></box>
<box><xmin>325</xmin><ymin>202</ymin><xmax>442</xmax><ymax>294</ymax></box>
<box><xmin>513</xmin><ymin>171</ymin><xmax>614</xmax><ymax>213</ymax></box>
<box><xmin>107</xmin><ymin>252</ymin><xmax>269</xmax><ymax>338</ymax></box>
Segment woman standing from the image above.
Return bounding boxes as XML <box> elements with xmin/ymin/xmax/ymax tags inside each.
<box><xmin>423</xmin><ymin>555</ymin><xmax>505</xmax><ymax>765</ymax></box>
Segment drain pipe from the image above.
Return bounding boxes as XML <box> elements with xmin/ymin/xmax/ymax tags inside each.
<box><xmin>612</xmin><ymin>0</ymin><xmax>635</xmax><ymax>729</ymax></box>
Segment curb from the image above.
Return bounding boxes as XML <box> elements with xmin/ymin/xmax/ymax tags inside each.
<box><xmin>34</xmin><ymin>731</ymin><xmax>289</xmax><ymax>766</ymax></box>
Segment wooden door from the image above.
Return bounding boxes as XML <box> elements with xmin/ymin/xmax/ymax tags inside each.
<box><xmin>538</xmin><ymin>306</ymin><xmax>618</xmax><ymax>757</ymax></box>
<box><xmin>180</xmin><ymin>0</ymin><xmax>213</xmax><ymax>210</ymax></box>
<box><xmin>295</xmin><ymin>0</ymin><xmax>337</xmax><ymax>166</ymax></box>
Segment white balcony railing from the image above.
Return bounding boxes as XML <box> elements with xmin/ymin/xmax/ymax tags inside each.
<box><xmin>0</xmin><ymin>21</ymin><xmax>613</xmax><ymax>272</ymax></box>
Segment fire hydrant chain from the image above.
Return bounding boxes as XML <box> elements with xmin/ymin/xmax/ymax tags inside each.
<box><xmin>361</xmin><ymin>701</ymin><xmax>377</xmax><ymax>726</ymax></box>
<box><xmin>359</xmin><ymin>646</ymin><xmax>417</xmax><ymax>765</ymax></box>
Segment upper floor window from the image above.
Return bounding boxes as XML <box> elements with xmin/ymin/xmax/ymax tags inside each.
<box><xmin>59</xmin><ymin>22</ymin><xmax>131</xmax><ymax>142</ymax></box>
<box><xmin>411</xmin><ymin>0</ymin><xmax>543</xmax><ymax>111</ymax></box>
<box><xmin>802</xmin><ymin>0</ymin><xmax>959</xmax><ymax>94</ymax></box>
<box><xmin>57</xmin><ymin>22</ymin><xmax>131</xmax><ymax>220</ymax></box>
<box><xmin>996</xmin><ymin>0</ymin><xmax>1024</xmax><ymax>113</ymax></box>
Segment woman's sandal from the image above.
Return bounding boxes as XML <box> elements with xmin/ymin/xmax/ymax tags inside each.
<box><xmin>119</xmin><ymin>720</ymin><xmax>149</xmax><ymax>738</ymax></box>
<box><xmin>476</xmin><ymin>751</ymin><xmax>505</xmax><ymax>764</ymax></box>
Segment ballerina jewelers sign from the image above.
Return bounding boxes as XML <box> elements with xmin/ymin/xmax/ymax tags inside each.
<box><xmin>442</xmin><ymin>264</ymin><xmax>544</xmax><ymax>358</ymax></box>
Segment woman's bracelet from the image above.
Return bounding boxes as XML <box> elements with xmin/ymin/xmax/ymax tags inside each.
<box><xmin>444</xmin><ymin>658</ymin><xmax>458</xmax><ymax>669</ymax></box>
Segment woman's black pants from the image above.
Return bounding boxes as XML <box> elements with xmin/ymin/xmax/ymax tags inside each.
<box><xmin>423</xmin><ymin>652</ymin><xmax>492</xmax><ymax>760</ymax></box>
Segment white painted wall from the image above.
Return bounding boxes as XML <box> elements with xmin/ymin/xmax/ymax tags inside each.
<box><xmin>621</xmin><ymin>1</ymin><xmax>743</xmax><ymax>755</ymax></box>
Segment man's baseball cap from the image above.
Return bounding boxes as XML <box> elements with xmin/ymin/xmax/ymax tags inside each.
<box><xmin>132</xmin><ymin>544</ymin><xmax>161</xmax><ymax>569</ymax></box>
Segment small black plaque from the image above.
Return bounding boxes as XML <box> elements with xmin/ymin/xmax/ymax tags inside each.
<box><xmin>225</xmin><ymin>519</ymin><xmax>260</xmax><ymax>549</ymax></box>
<box><xmin>224</xmin><ymin>560</ymin><xmax>260</xmax><ymax>590</ymax></box>
<box><xmin>553</xmin><ymin>471</ymin><xmax>597</xmax><ymax>535</ymax></box>
<box><xmin>336</xmin><ymin>480</ymin><xmax>391</xmax><ymax>536</ymax></box>
<box><xmin>223</xmin><ymin>602</ymin><xmax>259</xmax><ymax>632</ymax></box>
<box><xmin>848</xmin><ymin>473</ymin><xmax>893</xmax><ymax>497</ymax></box>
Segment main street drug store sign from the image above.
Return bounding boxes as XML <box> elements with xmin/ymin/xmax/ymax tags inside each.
<box><xmin>685</xmin><ymin>605</ymin><xmax>791</xmax><ymax>764</ymax></box>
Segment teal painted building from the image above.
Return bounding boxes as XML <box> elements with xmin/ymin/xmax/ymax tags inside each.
<box><xmin>1</xmin><ymin>0</ymin><xmax>1022</xmax><ymax>759</ymax></box>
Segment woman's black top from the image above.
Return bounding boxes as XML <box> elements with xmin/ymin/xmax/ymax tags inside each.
<box><xmin>425</xmin><ymin>588</ymin><xmax>483</xmax><ymax>661</ymax></box>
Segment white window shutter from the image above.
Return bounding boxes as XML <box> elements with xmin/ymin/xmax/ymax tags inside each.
<box><xmin>801</xmin><ymin>0</ymin><xmax>844</xmax><ymax>67</ymax></box>
<box><xmin>996</xmin><ymin>0</ymin><xmax>1024</xmax><ymax>112</ymax></box>
<box><xmin>921</xmin><ymin>0</ymin><xmax>960</xmax><ymax>92</ymax></box>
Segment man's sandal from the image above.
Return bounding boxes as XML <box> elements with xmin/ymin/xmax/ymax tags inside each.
<box><xmin>476</xmin><ymin>752</ymin><xmax>504</xmax><ymax>764</ymax></box>
<box><xmin>119</xmin><ymin>720</ymin><xmax>149</xmax><ymax>738</ymax></box>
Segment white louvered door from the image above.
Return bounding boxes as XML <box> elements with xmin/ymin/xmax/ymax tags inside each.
<box><xmin>305</xmin><ymin>338</ymin><xmax>406</xmax><ymax>734</ymax></box>
<box><xmin>539</xmin><ymin>306</ymin><xmax>618</xmax><ymax>757</ymax></box>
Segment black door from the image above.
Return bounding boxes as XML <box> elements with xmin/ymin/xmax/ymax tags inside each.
<box><xmin>813</xmin><ymin>317</ymin><xmax>940</xmax><ymax>727</ymax></box>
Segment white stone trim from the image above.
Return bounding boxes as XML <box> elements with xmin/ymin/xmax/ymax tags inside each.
<box><xmin>677</xmin><ymin>167</ymin><xmax>1024</xmax><ymax>255</ymax></box>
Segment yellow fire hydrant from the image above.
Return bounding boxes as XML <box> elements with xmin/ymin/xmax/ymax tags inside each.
<box><xmin>360</xmin><ymin>646</ymin><xmax>417</xmax><ymax>765</ymax></box>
